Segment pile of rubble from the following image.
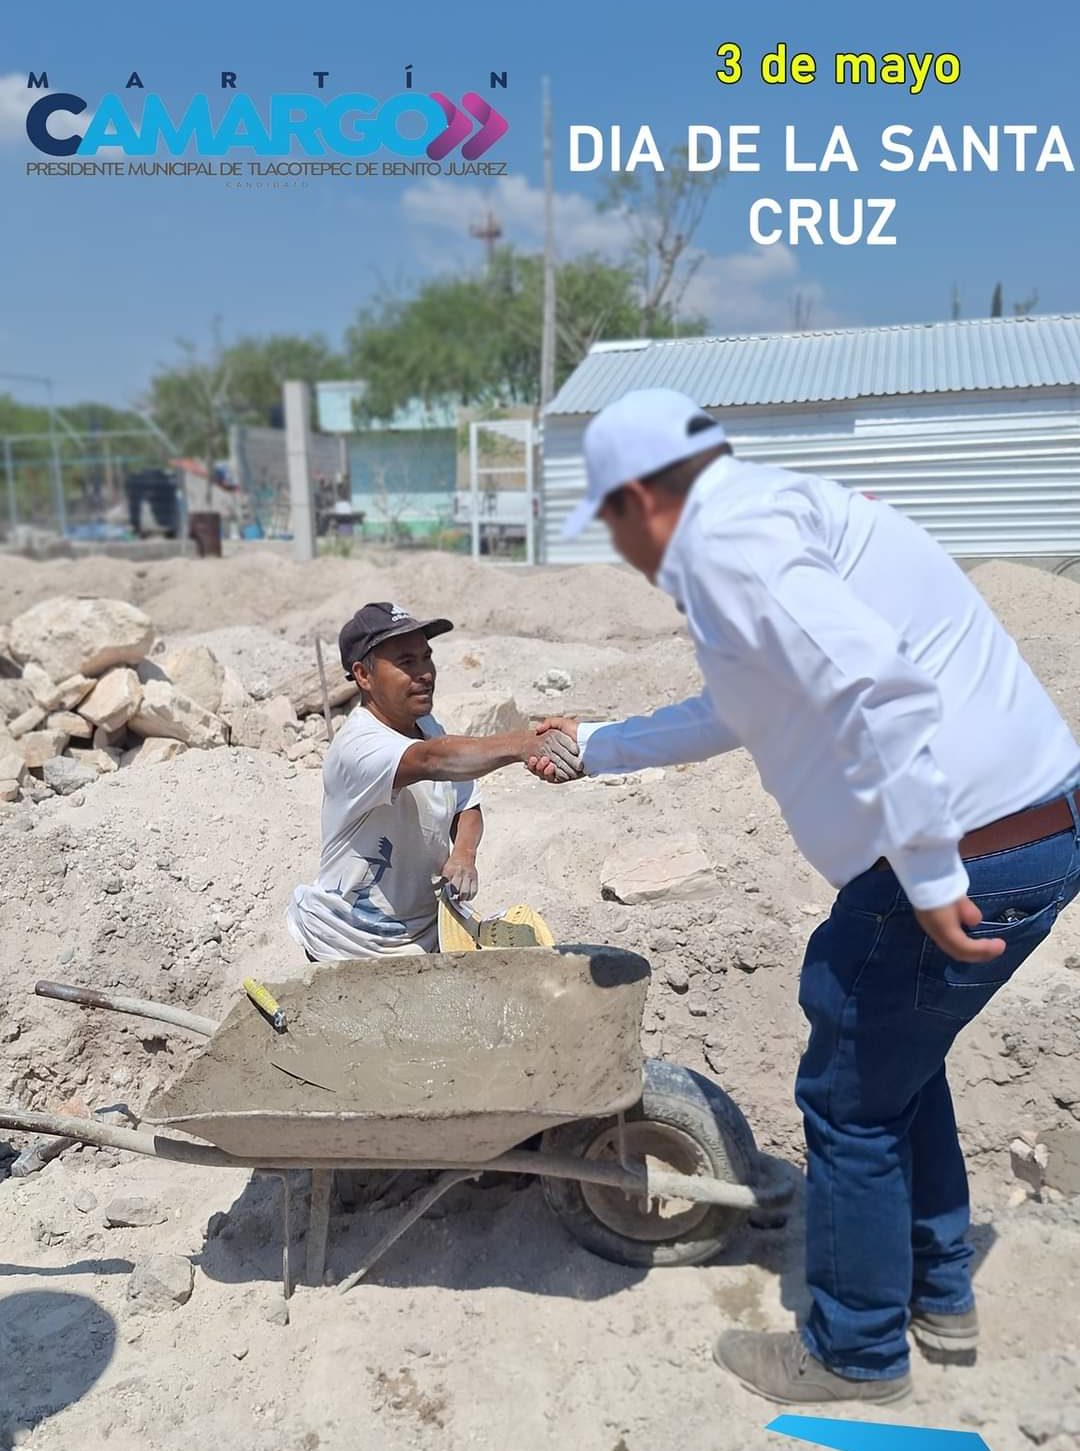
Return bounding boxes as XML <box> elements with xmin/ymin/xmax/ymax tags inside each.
<box><xmin>0</xmin><ymin>597</ymin><xmax>346</xmax><ymax>806</ymax></box>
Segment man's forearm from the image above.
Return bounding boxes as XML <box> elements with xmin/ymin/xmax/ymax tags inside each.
<box><xmin>450</xmin><ymin>805</ymin><xmax>484</xmax><ymax>858</ymax></box>
<box><xmin>397</xmin><ymin>732</ymin><xmax>532</xmax><ymax>787</ymax></box>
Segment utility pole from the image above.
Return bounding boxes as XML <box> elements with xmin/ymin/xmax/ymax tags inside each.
<box><xmin>469</xmin><ymin>210</ymin><xmax>503</xmax><ymax>267</ymax></box>
<box><xmin>540</xmin><ymin>75</ymin><xmax>556</xmax><ymax>410</ymax></box>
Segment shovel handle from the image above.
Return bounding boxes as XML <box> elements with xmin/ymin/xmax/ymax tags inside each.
<box><xmin>34</xmin><ymin>980</ymin><xmax>218</xmax><ymax>1038</ymax></box>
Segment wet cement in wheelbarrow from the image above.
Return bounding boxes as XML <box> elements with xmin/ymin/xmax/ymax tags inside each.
<box><xmin>143</xmin><ymin>946</ymin><xmax>651</xmax><ymax>1162</ymax></box>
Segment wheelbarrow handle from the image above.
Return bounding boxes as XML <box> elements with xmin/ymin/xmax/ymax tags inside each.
<box><xmin>34</xmin><ymin>980</ymin><xmax>219</xmax><ymax>1038</ymax></box>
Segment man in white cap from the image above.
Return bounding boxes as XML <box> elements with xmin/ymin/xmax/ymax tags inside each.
<box><xmin>530</xmin><ymin>388</ymin><xmax>1080</xmax><ymax>1404</ymax></box>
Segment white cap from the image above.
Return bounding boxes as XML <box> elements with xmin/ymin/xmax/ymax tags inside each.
<box><xmin>561</xmin><ymin>388</ymin><xmax>727</xmax><ymax>540</ymax></box>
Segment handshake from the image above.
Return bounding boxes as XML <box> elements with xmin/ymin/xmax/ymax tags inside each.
<box><xmin>523</xmin><ymin>718</ymin><xmax>584</xmax><ymax>785</ymax></box>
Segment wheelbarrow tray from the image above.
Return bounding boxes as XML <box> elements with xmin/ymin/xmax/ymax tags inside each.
<box><xmin>143</xmin><ymin>947</ymin><xmax>650</xmax><ymax>1162</ymax></box>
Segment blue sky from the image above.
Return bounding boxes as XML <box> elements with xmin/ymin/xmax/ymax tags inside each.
<box><xmin>3</xmin><ymin>0</ymin><xmax>1078</xmax><ymax>406</ymax></box>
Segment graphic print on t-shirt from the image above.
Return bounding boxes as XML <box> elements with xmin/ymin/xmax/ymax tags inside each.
<box><xmin>326</xmin><ymin>835</ymin><xmax>409</xmax><ymax>940</ymax></box>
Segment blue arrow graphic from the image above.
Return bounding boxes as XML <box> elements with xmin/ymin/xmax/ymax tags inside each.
<box><xmin>768</xmin><ymin>1415</ymin><xmax>990</xmax><ymax>1451</ymax></box>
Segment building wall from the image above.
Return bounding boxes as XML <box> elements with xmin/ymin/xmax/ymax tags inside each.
<box><xmin>542</xmin><ymin>388</ymin><xmax>1080</xmax><ymax>564</ymax></box>
<box><xmin>348</xmin><ymin>429</ymin><xmax>457</xmax><ymax>540</ymax></box>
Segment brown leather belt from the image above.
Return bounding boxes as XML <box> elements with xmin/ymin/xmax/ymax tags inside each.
<box><xmin>873</xmin><ymin>788</ymin><xmax>1080</xmax><ymax>871</ymax></box>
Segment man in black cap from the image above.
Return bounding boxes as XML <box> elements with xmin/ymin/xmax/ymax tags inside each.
<box><xmin>287</xmin><ymin>601</ymin><xmax>579</xmax><ymax>960</ymax></box>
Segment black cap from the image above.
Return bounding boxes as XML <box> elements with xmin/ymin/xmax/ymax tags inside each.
<box><xmin>339</xmin><ymin>602</ymin><xmax>453</xmax><ymax>678</ymax></box>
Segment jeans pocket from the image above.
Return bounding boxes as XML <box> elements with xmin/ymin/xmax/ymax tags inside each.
<box><xmin>915</xmin><ymin>898</ymin><xmax>1060</xmax><ymax>1021</ymax></box>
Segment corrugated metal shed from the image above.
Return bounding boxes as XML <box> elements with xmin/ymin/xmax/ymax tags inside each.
<box><xmin>542</xmin><ymin>315</ymin><xmax>1080</xmax><ymax>566</ymax></box>
<box><xmin>548</xmin><ymin>314</ymin><xmax>1080</xmax><ymax>414</ymax></box>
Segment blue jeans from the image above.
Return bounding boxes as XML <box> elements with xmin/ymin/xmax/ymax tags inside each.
<box><xmin>795</xmin><ymin>797</ymin><xmax>1080</xmax><ymax>1380</ymax></box>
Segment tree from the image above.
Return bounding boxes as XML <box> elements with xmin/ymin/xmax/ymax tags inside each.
<box><xmin>597</xmin><ymin>146</ymin><xmax>720</xmax><ymax>336</ymax></box>
<box><xmin>990</xmin><ymin>282</ymin><xmax>1004</xmax><ymax>317</ymax></box>
<box><xmin>144</xmin><ymin>327</ymin><xmax>345</xmax><ymax>501</ymax></box>
<box><xmin>344</xmin><ymin>248</ymin><xmax>705</xmax><ymax>421</ymax></box>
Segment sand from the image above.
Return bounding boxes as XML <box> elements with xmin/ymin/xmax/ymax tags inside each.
<box><xmin>1</xmin><ymin>547</ymin><xmax>1079</xmax><ymax>1450</ymax></box>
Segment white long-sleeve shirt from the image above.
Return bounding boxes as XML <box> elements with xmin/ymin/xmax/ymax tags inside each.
<box><xmin>579</xmin><ymin>455</ymin><xmax>1080</xmax><ymax>910</ymax></box>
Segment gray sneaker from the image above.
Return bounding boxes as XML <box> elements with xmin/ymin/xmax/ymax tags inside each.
<box><xmin>909</xmin><ymin>1307</ymin><xmax>978</xmax><ymax>1362</ymax></box>
<box><xmin>713</xmin><ymin>1330</ymin><xmax>912</xmax><ymax>1406</ymax></box>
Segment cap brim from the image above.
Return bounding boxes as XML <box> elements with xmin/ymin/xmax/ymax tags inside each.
<box><xmin>561</xmin><ymin>495</ymin><xmax>601</xmax><ymax>541</ymax></box>
<box><xmin>377</xmin><ymin>617</ymin><xmax>454</xmax><ymax>648</ymax></box>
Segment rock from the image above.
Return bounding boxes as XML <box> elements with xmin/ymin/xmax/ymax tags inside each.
<box><xmin>273</xmin><ymin>656</ymin><xmax>358</xmax><ymax>717</ymax></box>
<box><xmin>129</xmin><ymin>680</ymin><xmax>227</xmax><ymax>748</ymax></box>
<box><xmin>687</xmin><ymin>995</ymin><xmax>710</xmax><ymax>1017</ymax></box>
<box><xmin>21</xmin><ymin>663</ymin><xmax>95</xmax><ymax>712</ymax></box>
<box><xmin>0</xmin><ymin>751</ymin><xmax>27</xmax><ymax>786</ymax></box>
<box><xmin>74</xmin><ymin>1190</ymin><xmax>98</xmax><ymax>1214</ymax></box>
<box><xmin>0</xmin><ymin>678</ymin><xmax>34</xmax><ymax>724</ymax></box>
<box><xmin>434</xmin><ymin>691</ymin><xmax>529</xmax><ymax>738</ymax></box>
<box><xmin>9</xmin><ymin>597</ymin><xmax>155</xmax><ymax>679</ymax></box>
<box><xmin>1041</xmin><ymin>1127</ymin><xmax>1080</xmax><ymax>1196</ymax></box>
<box><xmin>43</xmin><ymin>756</ymin><xmax>97</xmax><ymax>796</ymax></box>
<box><xmin>1010</xmin><ymin>1137</ymin><xmax>1048</xmax><ymax>1191</ymax></box>
<box><xmin>104</xmin><ymin>1196</ymin><xmax>168</xmax><ymax>1228</ymax></box>
<box><xmin>226</xmin><ymin>696</ymin><xmax>299</xmax><ymax>754</ymax></box>
<box><xmin>122</xmin><ymin>737</ymin><xmax>188</xmax><ymax>768</ymax></box>
<box><xmin>93</xmin><ymin>723</ymin><xmax>128</xmax><ymax>750</ymax></box>
<box><xmin>69</xmin><ymin>746</ymin><xmax>121</xmax><ymax>776</ymax></box>
<box><xmin>600</xmin><ymin>835</ymin><xmax>716</xmax><ymax>905</ymax></box>
<box><xmin>0</xmin><ymin>780</ymin><xmax>19</xmax><ymax>803</ymax></box>
<box><xmin>128</xmin><ymin>1254</ymin><xmax>194</xmax><ymax>1310</ymax></box>
<box><xmin>534</xmin><ymin>668</ymin><xmax>573</xmax><ymax>692</ymax></box>
<box><xmin>264</xmin><ymin>1297</ymin><xmax>290</xmax><ymax>1327</ymax></box>
<box><xmin>46</xmin><ymin>711</ymin><xmax>93</xmax><ymax>739</ymax></box>
<box><xmin>32</xmin><ymin>1218</ymin><xmax>69</xmax><ymax>1247</ymax></box>
<box><xmin>218</xmin><ymin>666</ymin><xmax>250</xmax><ymax>714</ymax></box>
<box><xmin>665</xmin><ymin>966</ymin><xmax>690</xmax><ymax>993</ymax></box>
<box><xmin>80</xmin><ymin>667</ymin><xmax>143</xmax><ymax>732</ymax></box>
<box><xmin>157</xmin><ymin>645</ymin><xmax>225</xmax><ymax>715</ymax></box>
<box><xmin>9</xmin><ymin>705</ymin><xmax>46</xmax><ymax>738</ymax></box>
<box><xmin>286</xmin><ymin>738</ymin><xmax>317</xmax><ymax>761</ymax></box>
<box><xmin>18</xmin><ymin>728</ymin><xmax>70</xmax><ymax>769</ymax></box>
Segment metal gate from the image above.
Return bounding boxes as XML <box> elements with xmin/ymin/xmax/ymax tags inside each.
<box><xmin>464</xmin><ymin>418</ymin><xmax>536</xmax><ymax>564</ymax></box>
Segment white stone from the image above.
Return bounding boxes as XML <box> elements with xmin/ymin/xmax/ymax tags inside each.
<box><xmin>0</xmin><ymin>779</ymin><xmax>19</xmax><ymax>803</ymax></box>
<box><xmin>46</xmin><ymin>711</ymin><xmax>92</xmax><ymax>740</ymax></box>
<box><xmin>129</xmin><ymin>680</ymin><xmax>227</xmax><ymax>749</ymax></box>
<box><xmin>0</xmin><ymin>751</ymin><xmax>27</xmax><ymax>786</ymax></box>
<box><xmin>225</xmin><ymin>694</ymin><xmax>298</xmax><ymax>754</ymax></box>
<box><xmin>79</xmin><ymin>667</ymin><xmax>143</xmax><ymax>733</ymax></box>
<box><xmin>22</xmin><ymin>663</ymin><xmax>93</xmax><ymax>713</ymax></box>
<box><xmin>92</xmin><ymin>723</ymin><xmax>128</xmax><ymax>750</ymax></box>
<box><xmin>434</xmin><ymin>691</ymin><xmax>529</xmax><ymax>738</ymax></box>
<box><xmin>9</xmin><ymin>706</ymin><xmax>46</xmax><ymax>738</ymax></box>
<box><xmin>218</xmin><ymin>665</ymin><xmax>250</xmax><ymax>714</ymax></box>
<box><xmin>600</xmin><ymin>835</ymin><xmax>717</xmax><ymax>906</ymax></box>
<box><xmin>122</xmin><ymin>737</ymin><xmax>188</xmax><ymax>768</ymax></box>
<box><xmin>9</xmin><ymin>596</ymin><xmax>155</xmax><ymax>679</ymax></box>
<box><xmin>69</xmin><ymin>745</ymin><xmax>121</xmax><ymax>775</ymax></box>
<box><xmin>128</xmin><ymin>1254</ymin><xmax>194</xmax><ymax>1310</ymax></box>
<box><xmin>1009</xmin><ymin>1137</ymin><xmax>1048</xmax><ymax>1191</ymax></box>
<box><xmin>18</xmin><ymin>729</ymin><xmax>70</xmax><ymax>769</ymax></box>
<box><xmin>157</xmin><ymin>645</ymin><xmax>225</xmax><ymax>715</ymax></box>
<box><xmin>0</xmin><ymin>679</ymin><xmax>35</xmax><ymax>724</ymax></box>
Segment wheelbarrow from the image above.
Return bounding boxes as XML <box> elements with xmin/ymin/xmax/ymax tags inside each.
<box><xmin>0</xmin><ymin>947</ymin><xmax>792</xmax><ymax>1303</ymax></box>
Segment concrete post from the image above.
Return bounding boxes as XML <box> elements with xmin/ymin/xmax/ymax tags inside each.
<box><xmin>284</xmin><ymin>380</ymin><xmax>315</xmax><ymax>563</ymax></box>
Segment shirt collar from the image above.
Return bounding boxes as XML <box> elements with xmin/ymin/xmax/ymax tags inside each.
<box><xmin>656</xmin><ymin>453</ymin><xmax>736</xmax><ymax>606</ymax></box>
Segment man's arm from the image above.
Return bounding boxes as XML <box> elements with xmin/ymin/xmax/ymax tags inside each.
<box><xmin>442</xmin><ymin>805</ymin><xmax>483</xmax><ymax>900</ymax></box>
<box><xmin>395</xmin><ymin>729</ymin><xmax>577</xmax><ymax>789</ymax></box>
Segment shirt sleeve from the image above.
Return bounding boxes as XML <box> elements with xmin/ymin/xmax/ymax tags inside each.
<box><xmin>332</xmin><ymin>717</ymin><xmax>413</xmax><ymax>814</ymax></box>
<box><xmin>579</xmin><ymin>691</ymin><xmax>739</xmax><ymax>774</ymax></box>
<box><xmin>454</xmin><ymin>780</ymin><xmax>483</xmax><ymax>813</ymax></box>
<box><xmin>688</xmin><ymin>509</ymin><xmax>967</xmax><ymax>910</ymax></box>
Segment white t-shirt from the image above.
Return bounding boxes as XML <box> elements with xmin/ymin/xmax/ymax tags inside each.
<box><xmin>287</xmin><ymin>707</ymin><xmax>481</xmax><ymax>959</ymax></box>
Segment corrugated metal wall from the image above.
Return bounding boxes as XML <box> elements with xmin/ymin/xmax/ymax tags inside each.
<box><xmin>542</xmin><ymin>390</ymin><xmax>1080</xmax><ymax>564</ymax></box>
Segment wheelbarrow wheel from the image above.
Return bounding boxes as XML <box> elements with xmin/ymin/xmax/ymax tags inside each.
<box><xmin>540</xmin><ymin>1059</ymin><xmax>757</xmax><ymax>1268</ymax></box>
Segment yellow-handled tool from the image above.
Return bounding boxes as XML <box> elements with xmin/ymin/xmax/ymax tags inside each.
<box><xmin>243</xmin><ymin>977</ymin><xmax>287</xmax><ymax>1032</ymax></box>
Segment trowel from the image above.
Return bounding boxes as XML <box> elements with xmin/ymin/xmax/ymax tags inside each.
<box><xmin>438</xmin><ymin>885</ymin><xmax>555</xmax><ymax>951</ymax></box>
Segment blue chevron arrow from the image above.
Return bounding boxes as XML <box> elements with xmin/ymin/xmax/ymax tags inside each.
<box><xmin>768</xmin><ymin>1415</ymin><xmax>990</xmax><ymax>1451</ymax></box>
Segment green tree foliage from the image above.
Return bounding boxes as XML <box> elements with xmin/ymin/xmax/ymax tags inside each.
<box><xmin>345</xmin><ymin>248</ymin><xmax>705</xmax><ymax>420</ymax></box>
<box><xmin>144</xmin><ymin>330</ymin><xmax>344</xmax><ymax>484</ymax></box>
